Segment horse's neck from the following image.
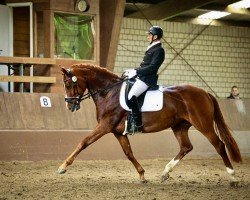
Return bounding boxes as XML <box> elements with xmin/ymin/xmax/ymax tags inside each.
<box><xmin>92</xmin><ymin>81</ymin><xmax>121</xmax><ymax>122</ymax></box>
<box><xmin>85</xmin><ymin>69</ymin><xmax>120</xmax><ymax>92</ymax></box>
<box><xmin>88</xmin><ymin>77</ymin><xmax>121</xmax><ymax>95</ymax></box>
<box><xmin>77</xmin><ymin>66</ymin><xmax>122</xmax><ymax>119</ymax></box>
<box><xmin>75</xmin><ymin>65</ymin><xmax>121</xmax><ymax>99</ymax></box>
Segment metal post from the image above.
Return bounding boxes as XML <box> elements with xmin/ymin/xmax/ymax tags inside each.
<box><xmin>30</xmin><ymin>65</ymin><xmax>33</xmax><ymax>93</ymax></box>
<box><xmin>7</xmin><ymin>64</ymin><xmax>11</xmax><ymax>92</ymax></box>
<box><xmin>19</xmin><ymin>64</ymin><xmax>24</xmax><ymax>92</ymax></box>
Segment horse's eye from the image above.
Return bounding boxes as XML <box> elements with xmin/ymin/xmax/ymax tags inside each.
<box><xmin>65</xmin><ymin>82</ymin><xmax>72</xmax><ymax>90</ymax></box>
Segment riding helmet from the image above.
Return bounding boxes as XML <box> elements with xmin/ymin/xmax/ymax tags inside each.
<box><xmin>147</xmin><ymin>26</ymin><xmax>163</xmax><ymax>39</ymax></box>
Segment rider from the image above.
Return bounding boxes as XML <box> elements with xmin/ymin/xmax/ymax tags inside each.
<box><xmin>124</xmin><ymin>26</ymin><xmax>165</xmax><ymax>134</ymax></box>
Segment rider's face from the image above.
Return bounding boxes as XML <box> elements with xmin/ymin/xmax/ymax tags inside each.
<box><xmin>147</xmin><ymin>33</ymin><xmax>153</xmax><ymax>42</ymax></box>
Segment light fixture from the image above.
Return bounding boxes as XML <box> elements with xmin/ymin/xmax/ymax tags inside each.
<box><xmin>198</xmin><ymin>11</ymin><xmax>231</xmax><ymax>20</ymax></box>
<box><xmin>229</xmin><ymin>0</ymin><xmax>250</xmax><ymax>9</ymax></box>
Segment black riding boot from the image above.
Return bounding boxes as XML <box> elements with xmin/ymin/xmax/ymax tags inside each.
<box><xmin>126</xmin><ymin>96</ymin><xmax>143</xmax><ymax>134</ymax></box>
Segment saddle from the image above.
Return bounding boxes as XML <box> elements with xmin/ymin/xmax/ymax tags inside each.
<box><xmin>119</xmin><ymin>79</ymin><xmax>164</xmax><ymax>112</ymax></box>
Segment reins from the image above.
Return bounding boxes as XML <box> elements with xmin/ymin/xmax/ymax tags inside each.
<box><xmin>65</xmin><ymin>77</ymin><xmax>125</xmax><ymax>104</ymax></box>
<box><xmin>89</xmin><ymin>79</ymin><xmax>125</xmax><ymax>97</ymax></box>
<box><xmin>65</xmin><ymin>93</ymin><xmax>91</xmax><ymax>103</ymax></box>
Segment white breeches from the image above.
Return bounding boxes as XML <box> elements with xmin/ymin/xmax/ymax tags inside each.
<box><xmin>128</xmin><ymin>78</ymin><xmax>149</xmax><ymax>100</ymax></box>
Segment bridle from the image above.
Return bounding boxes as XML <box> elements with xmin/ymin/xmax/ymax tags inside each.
<box><xmin>64</xmin><ymin>77</ymin><xmax>91</xmax><ymax>104</ymax></box>
<box><xmin>63</xmin><ymin>69</ymin><xmax>125</xmax><ymax>112</ymax></box>
<box><xmin>63</xmin><ymin>70</ymin><xmax>91</xmax><ymax>112</ymax></box>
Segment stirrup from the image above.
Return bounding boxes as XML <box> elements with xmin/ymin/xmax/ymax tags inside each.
<box><xmin>122</xmin><ymin>120</ymin><xmax>142</xmax><ymax>136</ymax></box>
<box><xmin>128</xmin><ymin>124</ymin><xmax>142</xmax><ymax>135</ymax></box>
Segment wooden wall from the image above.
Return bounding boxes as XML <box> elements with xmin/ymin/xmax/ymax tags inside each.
<box><xmin>1</xmin><ymin>129</ymin><xmax>249</xmax><ymax>161</ymax></box>
<box><xmin>13</xmin><ymin>7</ymin><xmax>30</xmax><ymax>57</ymax></box>
<box><xmin>5</xmin><ymin>0</ymin><xmax>126</xmax><ymax>93</ymax></box>
<box><xmin>35</xmin><ymin>0</ymin><xmax>100</xmax><ymax>62</ymax></box>
<box><xmin>0</xmin><ymin>93</ymin><xmax>97</xmax><ymax>130</ymax></box>
<box><xmin>0</xmin><ymin>92</ymin><xmax>249</xmax><ymax>131</ymax></box>
<box><xmin>0</xmin><ymin>94</ymin><xmax>249</xmax><ymax>161</ymax></box>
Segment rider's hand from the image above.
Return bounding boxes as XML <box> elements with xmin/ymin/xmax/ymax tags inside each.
<box><xmin>123</xmin><ymin>69</ymin><xmax>137</xmax><ymax>79</ymax></box>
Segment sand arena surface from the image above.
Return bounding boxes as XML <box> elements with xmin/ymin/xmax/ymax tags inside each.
<box><xmin>0</xmin><ymin>158</ymin><xmax>249</xmax><ymax>200</ymax></box>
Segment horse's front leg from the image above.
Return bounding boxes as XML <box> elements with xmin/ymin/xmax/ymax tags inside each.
<box><xmin>58</xmin><ymin>124</ymin><xmax>109</xmax><ymax>174</ymax></box>
<box><xmin>113</xmin><ymin>134</ymin><xmax>147</xmax><ymax>183</ymax></box>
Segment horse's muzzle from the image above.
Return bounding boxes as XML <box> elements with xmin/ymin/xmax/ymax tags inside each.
<box><xmin>65</xmin><ymin>97</ymin><xmax>81</xmax><ymax>112</ymax></box>
<box><xmin>70</xmin><ymin>103</ymin><xmax>80</xmax><ymax>112</ymax></box>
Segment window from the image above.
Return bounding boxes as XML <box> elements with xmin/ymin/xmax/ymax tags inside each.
<box><xmin>54</xmin><ymin>13</ymin><xmax>95</xmax><ymax>60</ymax></box>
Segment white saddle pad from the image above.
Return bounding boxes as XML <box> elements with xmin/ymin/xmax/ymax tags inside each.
<box><xmin>119</xmin><ymin>82</ymin><xmax>164</xmax><ymax>112</ymax></box>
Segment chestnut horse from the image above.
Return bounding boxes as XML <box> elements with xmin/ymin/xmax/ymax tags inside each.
<box><xmin>58</xmin><ymin>64</ymin><xmax>242</xmax><ymax>183</ymax></box>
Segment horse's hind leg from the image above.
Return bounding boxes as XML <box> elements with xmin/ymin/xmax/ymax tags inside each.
<box><xmin>113</xmin><ymin>134</ymin><xmax>146</xmax><ymax>183</ymax></box>
<box><xmin>198</xmin><ymin>128</ymin><xmax>236</xmax><ymax>183</ymax></box>
<box><xmin>162</xmin><ymin>122</ymin><xmax>193</xmax><ymax>182</ymax></box>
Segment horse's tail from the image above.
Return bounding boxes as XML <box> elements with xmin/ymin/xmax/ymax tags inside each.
<box><xmin>209</xmin><ymin>93</ymin><xmax>242</xmax><ymax>163</ymax></box>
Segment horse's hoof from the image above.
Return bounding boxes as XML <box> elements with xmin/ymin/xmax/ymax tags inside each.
<box><xmin>140</xmin><ymin>179</ymin><xmax>148</xmax><ymax>184</ymax></box>
<box><xmin>58</xmin><ymin>168</ymin><xmax>67</xmax><ymax>174</ymax></box>
<box><xmin>230</xmin><ymin>180</ymin><xmax>239</xmax><ymax>187</ymax></box>
<box><xmin>161</xmin><ymin>175</ymin><xmax>169</xmax><ymax>183</ymax></box>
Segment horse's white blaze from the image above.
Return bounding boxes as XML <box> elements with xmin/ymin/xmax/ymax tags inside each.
<box><xmin>64</xmin><ymin>93</ymin><xmax>68</xmax><ymax>108</ymax></box>
<box><xmin>226</xmin><ymin>167</ymin><xmax>235</xmax><ymax>175</ymax></box>
<box><xmin>63</xmin><ymin>83</ymin><xmax>68</xmax><ymax>108</ymax></box>
<box><xmin>162</xmin><ymin>158</ymin><xmax>179</xmax><ymax>175</ymax></box>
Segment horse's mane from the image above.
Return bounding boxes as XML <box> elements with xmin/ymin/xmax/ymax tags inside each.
<box><xmin>71</xmin><ymin>63</ymin><xmax>121</xmax><ymax>80</ymax></box>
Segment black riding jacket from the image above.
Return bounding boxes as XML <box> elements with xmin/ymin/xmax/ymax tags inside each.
<box><xmin>135</xmin><ymin>43</ymin><xmax>165</xmax><ymax>86</ymax></box>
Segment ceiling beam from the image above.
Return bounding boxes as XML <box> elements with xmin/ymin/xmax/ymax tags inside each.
<box><xmin>126</xmin><ymin>0</ymin><xmax>216</xmax><ymax>20</ymax></box>
<box><xmin>167</xmin><ymin>16</ymin><xmax>250</xmax><ymax>27</ymax></box>
<box><xmin>198</xmin><ymin>5</ymin><xmax>250</xmax><ymax>16</ymax></box>
<box><xmin>126</xmin><ymin>0</ymin><xmax>161</xmax><ymax>3</ymax></box>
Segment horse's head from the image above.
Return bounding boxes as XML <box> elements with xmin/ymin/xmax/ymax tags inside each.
<box><xmin>61</xmin><ymin>67</ymin><xmax>87</xmax><ymax>112</ymax></box>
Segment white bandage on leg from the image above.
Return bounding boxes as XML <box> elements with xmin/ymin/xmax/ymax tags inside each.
<box><xmin>226</xmin><ymin>167</ymin><xmax>235</xmax><ymax>175</ymax></box>
<box><xmin>162</xmin><ymin>158</ymin><xmax>179</xmax><ymax>175</ymax></box>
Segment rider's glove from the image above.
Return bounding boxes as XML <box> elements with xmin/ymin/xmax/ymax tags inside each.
<box><xmin>123</xmin><ymin>69</ymin><xmax>137</xmax><ymax>79</ymax></box>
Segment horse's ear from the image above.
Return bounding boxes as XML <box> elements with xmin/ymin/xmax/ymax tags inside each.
<box><xmin>61</xmin><ymin>67</ymin><xmax>68</xmax><ymax>75</ymax></box>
